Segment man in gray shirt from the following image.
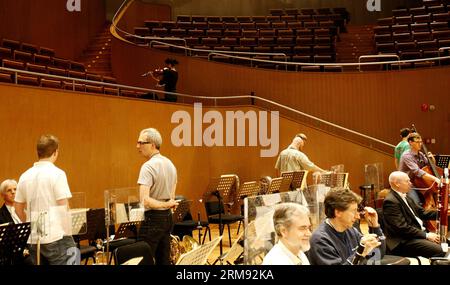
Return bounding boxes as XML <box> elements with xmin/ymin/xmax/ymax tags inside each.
<box><xmin>136</xmin><ymin>128</ymin><xmax>178</xmax><ymax>265</ymax></box>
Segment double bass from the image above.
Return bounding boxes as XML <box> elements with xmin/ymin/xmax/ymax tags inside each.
<box><xmin>410</xmin><ymin>124</ymin><xmax>443</xmax><ymax>232</ymax></box>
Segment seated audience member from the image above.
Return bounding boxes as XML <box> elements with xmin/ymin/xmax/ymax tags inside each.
<box><xmin>382</xmin><ymin>171</ymin><xmax>445</xmax><ymax>258</ymax></box>
<box><xmin>0</xmin><ymin>179</ymin><xmax>21</xmax><ymax>224</ymax></box>
<box><xmin>262</xmin><ymin>203</ymin><xmax>311</xmax><ymax>265</ymax></box>
<box><xmin>308</xmin><ymin>188</ymin><xmax>384</xmax><ymax>265</ymax></box>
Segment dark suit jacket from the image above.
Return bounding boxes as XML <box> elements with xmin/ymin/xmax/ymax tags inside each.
<box><xmin>0</xmin><ymin>204</ymin><xmax>14</xmax><ymax>225</ymax></box>
<box><xmin>382</xmin><ymin>189</ymin><xmax>437</xmax><ymax>251</ymax></box>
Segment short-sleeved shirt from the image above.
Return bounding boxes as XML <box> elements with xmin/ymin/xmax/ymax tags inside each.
<box><xmin>399</xmin><ymin>149</ymin><xmax>429</xmax><ymax>180</ymax></box>
<box><xmin>394</xmin><ymin>140</ymin><xmax>410</xmax><ymax>167</ymax></box>
<box><xmin>138</xmin><ymin>153</ymin><xmax>177</xmax><ymax>203</ymax></box>
<box><xmin>15</xmin><ymin>161</ymin><xmax>72</xmax><ymax>244</ymax></box>
<box><xmin>274</xmin><ymin>147</ymin><xmax>316</xmax><ymax>173</ymax></box>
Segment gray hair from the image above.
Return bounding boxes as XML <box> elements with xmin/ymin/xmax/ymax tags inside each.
<box><xmin>141</xmin><ymin>128</ymin><xmax>162</xmax><ymax>150</ymax></box>
<box><xmin>0</xmin><ymin>179</ymin><xmax>17</xmax><ymax>195</ymax></box>
<box><xmin>389</xmin><ymin>171</ymin><xmax>408</xmax><ymax>190</ymax></box>
<box><xmin>273</xmin><ymin>203</ymin><xmax>309</xmax><ymax>237</ymax></box>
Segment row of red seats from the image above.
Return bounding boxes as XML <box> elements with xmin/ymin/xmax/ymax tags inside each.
<box><xmin>377</xmin><ymin>11</ymin><xmax>450</xmax><ymax>26</ymax></box>
<box><xmin>1</xmin><ymin>59</ymin><xmax>116</xmax><ymax>83</ymax></box>
<box><xmin>0</xmin><ymin>70</ymin><xmax>144</xmax><ymax>98</ymax></box>
<box><xmin>1</xmin><ymin>38</ymin><xmax>55</xmax><ymax>57</ymax></box>
<box><xmin>142</xmin><ymin>20</ymin><xmax>338</xmax><ymax>34</ymax></box>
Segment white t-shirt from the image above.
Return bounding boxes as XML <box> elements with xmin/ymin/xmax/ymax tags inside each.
<box><xmin>15</xmin><ymin>161</ymin><xmax>72</xmax><ymax>244</ymax></box>
<box><xmin>262</xmin><ymin>241</ymin><xmax>310</xmax><ymax>265</ymax></box>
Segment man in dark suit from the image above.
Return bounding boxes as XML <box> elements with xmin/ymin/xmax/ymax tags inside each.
<box><xmin>0</xmin><ymin>179</ymin><xmax>19</xmax><ymax>224</ymax></box>
<box><xmin>382</xmin><ymin>171</ymin><xmax>445</xmax><ymax>258</ymax></box>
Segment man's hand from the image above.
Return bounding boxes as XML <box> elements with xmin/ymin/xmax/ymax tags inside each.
<box><xmin>360</xmin><ymin>234</ymin><xmax>381</xmax><ymax>257</ymax></box>
<box><xmin>426</xmin><ymin>232</ymin><xmax>440</xmax><ymax>244</ymax></box>
<box><xmin>363</xmin><ymin>207</ymin><xmax>379</xmax><ymax>228</ymax></box>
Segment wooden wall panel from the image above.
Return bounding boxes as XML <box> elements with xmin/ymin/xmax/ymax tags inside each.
<box><xmin>0</xmin><ymin>0</ymin><xmax>105</xmax><ymax>59</ymax></box>
<box><xmin>0</xmin><ymin>83</ymin><xmax>393</xmax><ymax>217</ymax></box>
<box><xmin>112</xmin><ymin>39</ymin><xmax>450</xmax><ymax>155</ymax></box>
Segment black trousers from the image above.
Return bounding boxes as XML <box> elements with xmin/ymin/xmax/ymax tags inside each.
<box><xmin>391</xmin><ymin>238</ymin><xmax>445</xmax><ymax>258</ymax></box>
<box><xmin>138</xmin><ymin>209</ymin><xmax>173</xmax><ymax>265</ymax></box>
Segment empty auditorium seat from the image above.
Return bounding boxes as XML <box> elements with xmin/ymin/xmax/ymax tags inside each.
<box><xmin>21</xmin><ymin>43</ymin><xmax>39</xmax><ymax>54</ymax></box>
<box><xmin>0</xmin><ymin>47</ymin><xmax>12</xmax><ymax>60</ymax></box>
<box><xmin>85</xmin><ymin>85</ymin><xmax>104</xmax><ymax>94</ymax></box>
<box><xmin>63</xmin><ymin>81</ymin><xmax>85</xmax><ymax>91</ymax></box>
<box><xmin>102</xmin><ymin>76</ymin><xmax>117</xmax><ymax>84</ymax></box>
<box><xmin>39</xmin><ymin>47</ymin><xmax>55</xmax><ymax>57</ymax></box>
<box><xmin>68</xmin><ymin>70</ymin><xmax>86</xmax><ymax>80</ymax></box>
<box><xmin>2</xmin><ymin>39</ymin><xmax>20</xmax><ymax>50</ymax></box>
<box><xmin>0</xmin><ymin>72</ymin><xmax>13</xmax><ymax>83</ymax></box>
<box><xmin>14</xmin><ymin>50</ymin><xmax>33</xmax><ymax>62</ymax></box>
<box><xmin>47</xmin><ymin>66</ymin><xmax>67</xmax><ymax>77</ymax></box>
<box><xmin>104</xmin><ymin>87</ymin><xmax>119</xmax><ymax>95</ymax></box>
<box><xmin>53</xmin><ymin>57</ymin><xmax>70</xmax><ymax>69</ymax></box>
<box><xmin>17</xmin><ymin>75</ymin><xmax>39</xmax><ymax>86</ymax></box>
<box><xmin>40</xmin><ymin>78</ymin><xmax>62</xmax><ymax>89</ymax></box>
<box><xmin>86</xmin><ymin>73</ymin><xmax>102</xmax><ymax>82</ymax></box>
<box><xmin>3</xmin><ymin>59</ymin><xmax>25</xmax><ymax>70</ymax></box>
<box><xmin>34</xmin><ymin>54</ymin><xmax>52</xmax><ymax>66</ymax></box>
<box><xmin>70</xmin><ymin>61</ymin><xmax>85</xmax><ymax>72</ymax></box>
<box><xmin>26</xmin><ymin>63</ymin><xmax>47</xmax><ymax>74</ymax></box>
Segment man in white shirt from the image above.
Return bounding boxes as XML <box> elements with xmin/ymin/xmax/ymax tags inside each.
<box><xmin>262</xmin><ymin>203</ymin><xmax>311</xmax><ymax>265</ymax></box>
<box><xmin>15</xmin><ymin>134</ymin><xmax>79</xmax><ymax>265</ymax></box>
<box><xmin>0</xmin><ymin>179</ymin><xmax>21</xmax><ymax>224</ymax></box>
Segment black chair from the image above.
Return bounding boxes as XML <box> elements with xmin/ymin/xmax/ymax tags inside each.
<box><xmin>172</xmin><ymin>197</ymin><xmax>211</xmax><ymax>244</ymax></box>
<box><xmin>113</xmin><ymin>241</ymin><xmax>154</xmax><ymax>265</ymax></box>
<box><xmin>73</xmin><ymin>208</ymin><xmax>105</xmax><ymax>265</ymax></box>
<box><xmin>204</xmin><ymin>200</ymin><xmax>243</xmax><ymax>247</ymax></box>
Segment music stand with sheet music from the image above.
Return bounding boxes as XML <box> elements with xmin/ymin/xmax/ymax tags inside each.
<box><xmin>266</xmin><ymin>177</ymin><xmax>291</xmax><ymax>194</ymax></box>
<box><xmin>0</xmin><ymin>223</ymin><xmax>31</xmax><ymax>265</ymax></box>
<box><xmin>202</xmin><ymin>175</ymin><xmax>238</xmax><ymax>256</ymax></box>
<box><xmin>281</xmin><ymin>171</ymin><xmax>308</xmax><ymax>190</ymax></box>
<box><xmin>176</xmin><ymin>236</ymin><xmax>222</xmax><ymax>265</ymax></box>
<box><xmin>436</xmin><ymin>155</ymin><xmax>450</xmax><ymax>169</ymax></box>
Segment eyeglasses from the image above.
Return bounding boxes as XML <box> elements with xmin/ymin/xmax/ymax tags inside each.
<box><xmin>137</xmin><ymin>141</ymin><xmax>151</xmax><ymax>146</ymax></box>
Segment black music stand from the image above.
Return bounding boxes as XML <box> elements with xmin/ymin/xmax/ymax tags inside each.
<box><xmin>281</xmin><ymin>171</ymin><xmax>308</xmax><ymax>190</ymax></box>
<box><xmin>115</xmin><ymin>221</ymin><xmax>141</xmax><ymax>240</ymax></box>
<box><xmin>0</xmin><ymin>223</ymin><xmax>31</xmax><ymax>265</ymax></box>
<box><xmin>267</xmin><ymin>177</ymin><xmax>291</xmax><ymax>194</ymax></box>
<box><xmin>203</xmin><ymin>175</ymin><xmax>238</xmax><ymax>257</ymax></box>
<box><xmin>107</xmin><ymin>221</ymin><xmax>141</xmax><ymax>265</ymax></box>
<box><xmin>436</xmin><ymin>155</ymin><xmax>450</xmax><ymax>169</ymax></box>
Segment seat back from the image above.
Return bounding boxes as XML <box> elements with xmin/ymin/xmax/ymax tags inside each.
<box><xmin>205</xmin><ymin>200</ymin><xmax>225</xmax><ymax>216</ymax></box>
<box><xmin>113</xmin><ymin>241</ymin><xmax>154</xmax><ymax>265</ymax></box>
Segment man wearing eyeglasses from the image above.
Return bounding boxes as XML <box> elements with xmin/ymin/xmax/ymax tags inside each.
<box><xmin>136</xmin><ymin>128</ymin><xmax>179</xmax><ymax>265</ymax></box>
<box><xmin>398</xmin><ymin>133</ymin><xmax>440</xmax><ymax>205</ymax></box>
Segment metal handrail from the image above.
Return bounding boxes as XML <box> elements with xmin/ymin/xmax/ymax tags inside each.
<box><xmin>0</xmin><ymin>65</ymin><xmax>395</xmax><ymax>149</ymax></box>
<box><xmin>358</xmin><ymin>54</ymin><xmax>400</xmax><ymax>71</ymax></box>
